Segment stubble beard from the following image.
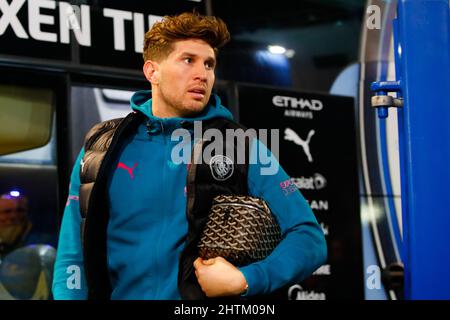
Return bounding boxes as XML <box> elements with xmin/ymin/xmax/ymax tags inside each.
<box><xmin>160</xmin><ymin>87</ymin><xmax>209</xmax><ymax>118</ymax></box>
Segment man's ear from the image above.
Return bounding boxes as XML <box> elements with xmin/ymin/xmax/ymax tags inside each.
<box><xmin>143</xmin><ymin>60</ymin><xmax>159</xmax><ymax>84</ymax></box>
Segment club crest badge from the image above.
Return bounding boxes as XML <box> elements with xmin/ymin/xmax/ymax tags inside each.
<box><xmin>209</xmin><ymin>155</ymin><xmax>234</xmax><ymax>181</ymax></box>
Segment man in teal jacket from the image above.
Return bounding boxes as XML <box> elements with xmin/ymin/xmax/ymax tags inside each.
<box><xmin>52</xmin><ymin>12</ymin><xmax>327</xmax><ymax>300</ymax></box>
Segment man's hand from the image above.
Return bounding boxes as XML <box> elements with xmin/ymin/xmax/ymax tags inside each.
<box><xmin>193</xmin><ymin>256</ymin><xmax>248</xmax><ymax>297</ymax></box>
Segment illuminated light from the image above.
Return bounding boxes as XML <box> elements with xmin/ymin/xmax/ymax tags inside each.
<box><xmin>268</xmin><ymin>45</ymin><xmax>286</xmax><ymax>55</ymax></box>
<box><xmin>285</xmin><ymin>49</ymin><xmax>295</xmax><ymax>58</ymax></box>
<box><xmin>361</xmin><ymin>202</ymin><xmax>384</xmax><ymax>224</ymax></box>
<box><xmin>10</xmin><ymin>191</ymin><xmax>20</xmax><ymax>197</ymax></box>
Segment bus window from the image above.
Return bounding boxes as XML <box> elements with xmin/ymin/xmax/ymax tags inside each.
<box><xmin>0</xmin><ymin>85</ymin><xmax>53</xmax><ymax>156</ymax></box>
<box><xmin>69</xmin><ymin>86</ymin><xmax>135</xmax><ymax>163</ymax></box>
<box><xmin>0</xmin><ymin>84</ymin><xmax>57</xmax><ymax>300</ymax></box>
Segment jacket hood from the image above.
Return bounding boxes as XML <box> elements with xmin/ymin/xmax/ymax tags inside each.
<box><xmin>130</xmin><ymin>90</ymin><xmax>233</xmax><ymax>127</ymax></box>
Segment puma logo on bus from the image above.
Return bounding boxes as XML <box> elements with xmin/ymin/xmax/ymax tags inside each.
<box><xmin>117</xmin><ymin>162</ymin><xmax>138</xmax><ymax>179</ymax></box>
<box><xmin>284</xmin><ymin>128</ymin><xmax>315</xmax><ymax>163</ymax></box>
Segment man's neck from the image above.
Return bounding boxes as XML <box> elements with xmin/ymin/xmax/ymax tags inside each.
<box><xmin>151</xmin><ymin>103</ymin><xmax>179</xmax><ymax>118</ymax></box>
<box><xmin>151</xmin><ymin>90</ymin><xmax>183</xmax><ymax>118</ymax></box>
<box><xmin>150</xmin><ymin>89</ymin><xmax>209</xmax><ymax>119</ymax></box>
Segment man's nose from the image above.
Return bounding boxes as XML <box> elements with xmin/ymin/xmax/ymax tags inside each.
<box><xmin>193</xmin><ymin>64</ymin><xmax>208</xmax><ymax>82</ymax></box>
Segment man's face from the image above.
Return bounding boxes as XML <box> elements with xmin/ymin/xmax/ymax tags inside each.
<box><xmin>153</xmin><ymin>39</ymin><xmax>216</xmax><ymax>117</ymax></box>
<box><xmin>0</xmin><ymin>196</ymin><xmax>29</xmax><ymax>248</ymax></box>
<box><xmin>0</xmin><ymin>197</ymin><xmax>27</xmax><ymax>226</ymax></box>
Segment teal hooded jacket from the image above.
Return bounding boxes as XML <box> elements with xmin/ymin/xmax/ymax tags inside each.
<box><xmin>52</xmin><ymin>90</ymin><xmax>327</xmax><ymax>299</ymax></box>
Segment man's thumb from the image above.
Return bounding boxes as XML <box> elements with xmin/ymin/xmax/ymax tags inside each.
<box><xmin>202</xmin><ymin>258</ymin><xmax>216</xmax><ymax>265</ymax></box>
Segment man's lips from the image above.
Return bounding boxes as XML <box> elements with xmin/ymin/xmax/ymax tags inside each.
<box><xmin>188</xmin><ymin>88</ymin><xmax>206</xmax><ymax>94</ymax></box>
<box><xmin>188</xmin><ymin>88</ymin><xmax>206</xmax><ymax>99</ymax></box>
